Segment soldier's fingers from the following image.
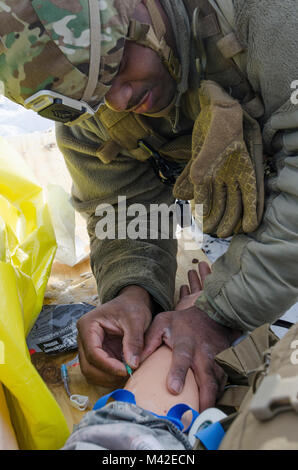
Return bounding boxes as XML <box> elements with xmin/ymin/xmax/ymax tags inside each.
<box><xmin>180</xmin><ymin>284</ymin><xmax>190</xmax><ymax>299</ymax></box>
<box><xmin>217</xmin><ymin>184</ymin><xmax>242</xmax><ymax>238</ymax></box>
<box><xmin>78</xmin><ymin>336</ymin><xmax>126</xmax><ymax>385</ymax></box>
<box><xmin>214</xmin><ymin>363</ymin><xmax>228</xmax><ymax>398</ymax></box>
<box><xmin>188</xmin><ymin>269</ymin><xmax>202</xmax><ymax>293</ymax></box>
<box><xmin>193</xmin><ymin>177</ymin><xmax>211</xmax><ymax>214</ymax></box>
<box><xmin>194</xmin><ymin>363</ymin><xmax>220</xmax><ymax>412</ymax></box>
<box><xmin>198</xmin><ymin>261</ymin><xmax>212</xmax><ymax>288</ymax></box>
<box><xmin>79</xmin><ymin>322</ymin><xmax>126</xmax><ymax>375</ymax></box>
<box><xmin>141</xmin><ymin>313</ymin><xmax>171</xmax><ymax>362</ymax></box>
<box><xmin>166</xmin><ymin>339</ymin><xmax>194</xmax><ymax>395</ymax></box>
<box><xmin>122</xmin><ymin>318</ymin><xmax>146</xmax><ymax>369</ymax></box>
<box><xmin>201</xmin><ymin>181</ymin><xmax>227</xmax><ymax>234</ymax></box>
<box><xmin>192</xmin><ymin>358</ymin><xmax>227</xmax><ymax>412</ymax></box>
<box><xmin>199</xmin><ymin>364</ymin><xmax>227</xmax><ymax>411</ymax></box>
<box><xmin>238</xmin><ymin>173</ymin><xmax>258</xmax><ymax>233</ymax></box>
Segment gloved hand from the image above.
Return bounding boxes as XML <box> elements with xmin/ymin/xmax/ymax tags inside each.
<box><xmin>173</xmin><ymin>80</ymin><xmax>264</xmax><ymax>238</ymax></box>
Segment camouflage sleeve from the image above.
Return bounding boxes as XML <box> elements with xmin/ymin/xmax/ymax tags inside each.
<box><xmin>62</xmin><ymin>401</ymin><xmax>190</xmax><ymax>451</ymax></box>
<box><xmin>55</xmin><ymin>120</ymin><xmax>177</xmax><ymax>312</ymax></box>
<box><xmin>196</xmin><ymin>0</ymin><xmax>298</xmax><ymax>331</ymax></box>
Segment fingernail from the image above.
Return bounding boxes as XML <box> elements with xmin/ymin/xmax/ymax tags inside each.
<box><xmin>129</xmin><ymin>355</ymin><xmax>139</xmax><ymax>368</ymax></box>
<box><xmin>170</xmin><ymin>379</ymin><xmax>182</xmax><ymax>394</ymax></box>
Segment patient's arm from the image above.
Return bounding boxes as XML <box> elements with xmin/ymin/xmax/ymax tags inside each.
<box><xmin>125</xmin><ymin>344</ymin><xmax>199</xmax><ymax>418</ymax></box>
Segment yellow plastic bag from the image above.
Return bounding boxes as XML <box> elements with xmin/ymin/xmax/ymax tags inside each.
<box><xmin>0</xmin><ymin>137</ymin><xmax>70</xmax><ymax>449</ymax></box>
<box><xmin>0</xmin><ymin>383</ymin><xmax>18</xmax><ymax>450</ymax></box>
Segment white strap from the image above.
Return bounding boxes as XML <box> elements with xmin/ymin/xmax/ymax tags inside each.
<box><xmin>82</xmin><ymin>0</ymin><xmax>101</xmax><ymax>103</ymax></box>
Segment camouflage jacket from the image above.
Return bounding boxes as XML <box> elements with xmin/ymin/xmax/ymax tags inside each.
<box><xmin>56</xmin><ymin>0</ymin><xmax>298</xmax><ymax>331</ymax></box>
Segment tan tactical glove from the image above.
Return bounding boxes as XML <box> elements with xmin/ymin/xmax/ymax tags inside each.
<box><xmin>173</xmin><ymin>80</ymin><xmax>264</xmax><ymax>238</ymax></box>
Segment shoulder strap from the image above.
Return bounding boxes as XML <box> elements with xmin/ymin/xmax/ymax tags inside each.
<box><xmin>208</xmin><ymin>0</ymin><xmax>244</xmax><ymax>67</ymax></box>
<box><xmin>191</xmin><ymin>0</ymin><xmax>244</xmax><ymax>64</ymax></box>
<box><xmin>206</xmin><ymin>0</ymin><xmax>265</xmax><ymax>120</ymax></box>
<box><xmin>96</xmin><ymin>105</ymin><xmax>167</xmax><ymax>163</ymax></box>
<box><xmin>95</xmin><ymin>104</ymin><xmax>192</xmax><ymax>169</ymax></box>
<box><xmin>207</xmin><ymin>0</ymin><xmax>236</xmax><ymax>33</ymax></box>
<box><xmin>189</xmin><ymin>0</ymin><xmax>264</xmax><ymax>118</ymax></box>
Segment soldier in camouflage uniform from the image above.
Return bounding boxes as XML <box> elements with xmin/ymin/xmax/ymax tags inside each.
<box><xmin>0</xmin><ymin>0</ymin><xmax>297</xmax><ymax>410</ymax></box>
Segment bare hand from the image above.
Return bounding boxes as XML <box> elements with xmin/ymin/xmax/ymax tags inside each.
<box><xmin>175</xmin><ymin>262</ymin><xmax>211</xmax><ymax>311</ymax></box>
<box><xmin>77</xmin><ymin>285</ymin><xmax>152</xmax><ymax>387</ymax></box>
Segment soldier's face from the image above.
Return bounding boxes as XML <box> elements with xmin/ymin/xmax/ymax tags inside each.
<box><xmin>104</xmin><ymin>0</ymin><xmax>177</xmax><ymax>115</ymax></box>
<box><xmin>105</xmin><ymin>41</ymin><xmax>177</xmax><ymax>114</ymax></box>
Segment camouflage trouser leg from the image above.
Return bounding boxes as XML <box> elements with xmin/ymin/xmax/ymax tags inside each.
<box><xmin>61</xmin><ymin>402</ymin><xmax>192</xmax><ymax>451</ymax></box>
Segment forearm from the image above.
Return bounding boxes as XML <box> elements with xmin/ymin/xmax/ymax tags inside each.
<box><xmin>89</xmin><ymin>226</ymin><xmax>177</xmax><ymax>313</ymax></box>
<box><xmin>120</xmin><ymin>285</ymin><xmax>152</xmax><ymax>308</ymax></box>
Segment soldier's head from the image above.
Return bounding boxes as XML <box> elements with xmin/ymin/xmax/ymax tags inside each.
<box><xmin>105</xmin><ymin>1</ymin><xmax>178</xmax><ymax>114</ymax></box>
<box><xmin>0</xmin><ymin>0</ymin><xmax>180</xmax><ymax>124</ymax></box>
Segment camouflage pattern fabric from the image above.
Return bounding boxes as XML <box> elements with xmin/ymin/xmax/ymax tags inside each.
<box><xmin>0</xmin><ymin>0</ymin><xmax>141</xmax><ymax>106</ymax></box>
<box><xmin>62</xmin><ymin>401</ymin><xmax>192</xmax><ymax>450</ymax></box>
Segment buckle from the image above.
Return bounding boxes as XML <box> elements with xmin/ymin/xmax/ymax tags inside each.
<box><xmin>250</xmin><ymin>374</ymin><xmax>298</xmax><ymax>421</ymax></box>
<box><xmin>138</xmin><ymin>139</ymin><xmax>184</xmax><ymax>186</ymax></box>
<box><xmin>167</xmin><ymin>49</ymin><xmax>181</xmax><ymax>83</ymax></box>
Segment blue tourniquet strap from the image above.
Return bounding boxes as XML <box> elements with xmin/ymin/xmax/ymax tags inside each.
<box><xmin>195</xmin><ymin>421</ymin><xmax>225</xmax><ymax>450</ymax></box>
<box><xmin>93</xmin><ymin>389</ymin><xmax>136</xmax><ymax>410</ymax></box>
<box><xmin>93</xmin><ymin>389</ymin><xmax>199</xmax><ymax>433</ymax></box>
<box><xmin>164</xmin><ymin>403</ymin><xmax>199</xmax><ymax>433</ymax></box>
